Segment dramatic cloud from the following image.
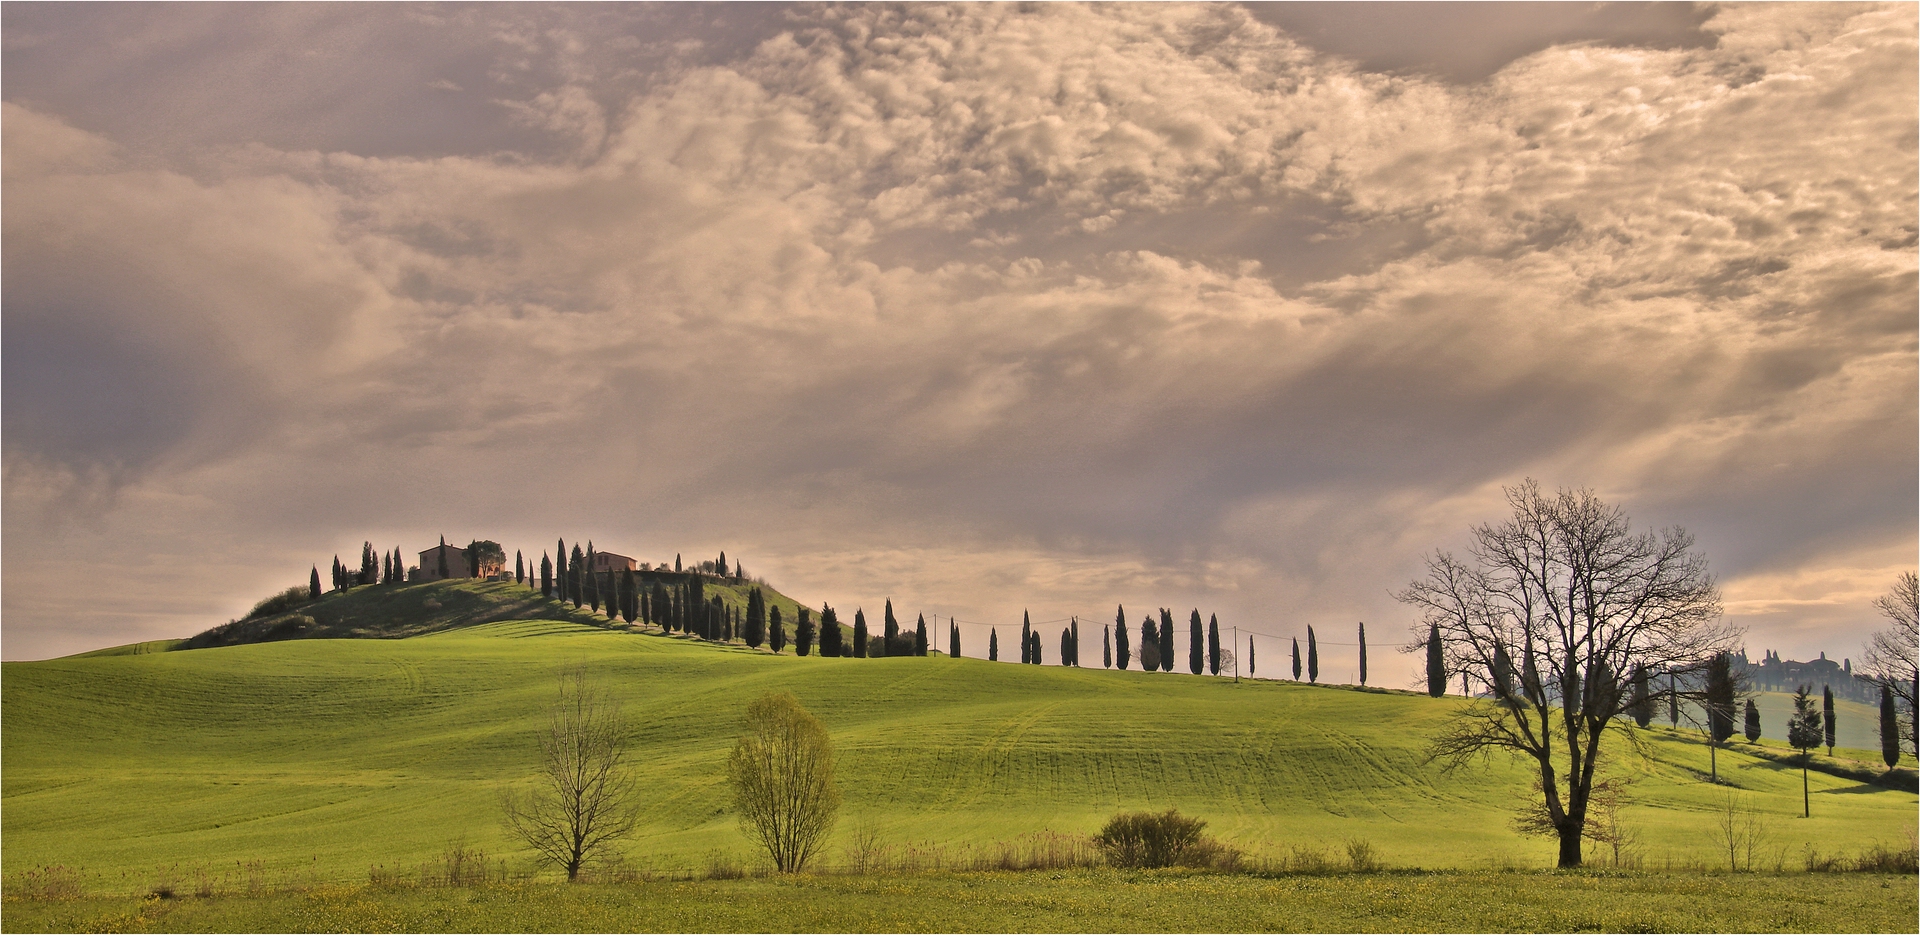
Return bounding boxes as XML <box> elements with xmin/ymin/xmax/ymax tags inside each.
<box><xmin>4</xmin><ymin>3</ymin><xmax>1914</xmax><ymax>673</ymax></box>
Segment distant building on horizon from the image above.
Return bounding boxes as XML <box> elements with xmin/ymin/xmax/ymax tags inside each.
<box><xmin>415</xmin><ymin>543</ymin><xmax>472</xmax><ymax>581</ymax></box>
<box><xmin>590</xmin><ymin>551</ymin><xmax>638</xmax><ymax>574</ymax></box>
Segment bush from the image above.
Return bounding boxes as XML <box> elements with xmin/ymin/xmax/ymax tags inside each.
<box><xmin>1093</xmin><ymin>809</ymin><xmax>1234</xmax><ymax>869</ymax></box>
<box><xmin>243</xmin><ymin>586</ymin><xmax>313</xmax><ymax>621</ymax></box>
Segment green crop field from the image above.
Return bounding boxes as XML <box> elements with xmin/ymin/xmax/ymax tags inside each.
<box><xmin>3</xmin><ymin>579</ymin><xmax>1915</xmax><ymax>931</ymax></box>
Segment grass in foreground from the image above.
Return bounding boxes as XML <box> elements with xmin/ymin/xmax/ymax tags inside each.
<box><xmin>4</xmin><ymin>868</ymin><xmax>1914</xmax><ymax>934</ymax></box>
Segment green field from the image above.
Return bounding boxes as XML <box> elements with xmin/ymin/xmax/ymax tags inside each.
<box><xmin>4</xmin><ymin>870</ymin><xmax>1915</xmax><ymax>933</ymax></box>
<box><xmin>5</xmin><ymin>580</ymin><xmax>1914</xmax><ymax>903</ymax></box>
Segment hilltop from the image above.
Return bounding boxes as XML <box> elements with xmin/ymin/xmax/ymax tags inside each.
<box><xmin>5</xmin><ymin>618</ymin><xmax>1914</xmax><ymax>889</ymax></box>
<box><xmin>176</xmin><ymin>574</ymin><xmax>823</xmax><ymax>650</ymax></box>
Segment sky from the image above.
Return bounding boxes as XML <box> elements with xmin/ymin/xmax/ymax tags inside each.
<box><xmin>3</xmin><ymin>3</ymin><xmax>1914</xmax><ymax>681</ymax></box>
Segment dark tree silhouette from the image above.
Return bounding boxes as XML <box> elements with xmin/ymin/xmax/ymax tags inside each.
<box><xmin>1425</xmin><ymin>622</ymin><xmax>1445</xmax><ymax>697</ymax></box>
<box><xmin>1208</xmin><ymin>614</ymin><xmax>1221</xmax><ymax>675</ymax></box>
<box><xmin>819</xmin><ymin>605</ymin><xmax>843</xmax><ymax>657</ymax></box>
<box><xmin>1307</xmin><ymin>626</ymin><xmax>1319</xmax><ymax>684</ymax></box>
<box><xmin>1629</xmin><ymin>665</ymin><xmax>1652</xmax><ymax>728</ymax></box>
<box><xmin>1060</xmin><ymin>628</ymin><xmax>1072</xmax><ymax>667</ymax></box>
<box><xmin>770</xmin><ymin>605</ymin><xmax>786</xmax><ymax>653</ymax></box>
<box><xmin>1705</xmin><ymin>651</ymin><xmax>1735</xmax><ymax>781</ymax></box>
<box><xmin>1021</xmin><ymin>611</ymin><xmax>1033</xmax><ymax>664</ymax></box>
<box><xmin>1744</xmin><ymin>698</ymin><xmax>1761</xmax><ymax>743</ymax></box>
<box><xmin>1822</xmin><ymin>684</ymin><xmax>1836</xmax><ymax>757</ymax></box>
<box><xmin>1140</xmin><ymin>619</ymin><xmax>1161</xmax><ymax>672</ymax></box>
<box><xmin>438</xmin><ymin>537</ymin><xmax>450</xmax><ymax>579</ymax></box>
<box><xmin>989</xmin><ymin>628</ymin><xmax>999</xmax><ymax>662</ymax></box>
<box><xmin>1104</xmin><ymin>626</ymin><xmax>1112</xmax><ymax>668</ymax></box>
<box><xmin>1157</xmin><ymin>609</ymin><xmax>1174</xmax><ymax>673</ymax></box>
<box><xmin>1115</xmin><ymin>605</ymin><xmax>1130</xmax><ymax>670</ymax></box>
<box><xmin>1882</xmin><ymin>683</ymin><xmax>1901</xmax><ymax>768</ymax></box>
<box><xmin>1291</xmin><ymin>638</ymin><xmax>1301</xmax><ymax>681</ymax></box>
<box><xmin>310</xmin><ymin>566</ymin><xmax>322</xmax><ymax>601</ymax></box>
<box><xmin>914</xmin><ymin>614</ymin><xmax>928</xmax><ymax>656</ymax></box>
<box><xmin>949</xmin><ymin>619</ymin><xmax>960</xmax><ymax>659</ymax></box>
<box><xmin>1030</xmin><ymin>631</ymin><xmax>1042</xmax><ymax>666</ymax></box>
<box><xmin>1788</xmin><ymin>685</ymin><xmax>1822</xmax><ymax>817</ymax></box>
<box><xmin>854</xmin><ymin>609</ymin><xmax>869</xmax><ymax>658</ymax></box>
<box><xmin>1188</xmin><ymin>610</ymin><xmax>1204</xmax><ymax>675</ymax></box>
<box><xmin>541</xmin><ymin>552</ymin><xmax>553</xmax><ymax>597</ymax></box>
<box><xmin>1358</xmin><ymin>622</ymin><xmax>1368</xmax><ymax>686</ymax></box>
<box><xmin>1071</xmin><ymin>618</ymin><xmax>1081</xmax><ymax>666</ymax></box>
<box><xmin>885</xmin><ymin>600</ymin><xmax>899</xmax><ymax>646</ymax></box>
<box><xmin>516</xmin><ymin>551</ymin><xmax>525</xmax><ymax>586</ymax></box>
<box><xmin>796</xmin><ymin>606</ymin><xmax>815</xmax><ymax>657</ymax></box>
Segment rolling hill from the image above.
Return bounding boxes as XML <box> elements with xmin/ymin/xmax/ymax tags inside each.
<box><xmin>4</xmin><ymin>587</ymin><xmax>1915</xmax><ymax>891</ymax></box>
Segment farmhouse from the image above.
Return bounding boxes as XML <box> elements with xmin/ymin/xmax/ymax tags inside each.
<box><xmin>415</xmin><ymin>543</ymin><xmax>471</xmax><ymax>580</ymax></box>
<box><xmin>591</xmin><ymin>551</ymin><xmax>638</xmax><ymax>573</ymax></box>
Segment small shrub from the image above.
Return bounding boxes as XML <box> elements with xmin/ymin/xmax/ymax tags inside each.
<box><xmin>244</xmin><ymin>586</ymin><xmax>312</xmax><ymax>621</ymax></box>
<box><xmin>10</xmin><ymin>865</ymin><xmax>85</xmax><ymax>900</ymax></box>
<box><xmin>1098</xmin><ymin>814</ymin><xmax>1213</xmax><ymax>871</ymax></box>
<box><xmin>1345</xmin><ymin>839</ymin><xmax>1381</xmax><ymax>872</ymax></box>
<box><xmin>435</xmin><ymin>842</ymin><xmax>488</xmax><ymax>887</ymax></box>
<box><xmin>1849</xmin><ymin>840</ymin><xmax>1918</xmax><ymax>873</ymax></box>
<box><xmin>704</xmin><ymin>851</ymin><xmax>745</xmax><ymax>880</ymax></box>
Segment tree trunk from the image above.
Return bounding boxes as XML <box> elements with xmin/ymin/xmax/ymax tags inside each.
<box><xmin>1556</xmin><ymin>823</ymin><xmax>1584</xmax><ymax>868</ymax></box>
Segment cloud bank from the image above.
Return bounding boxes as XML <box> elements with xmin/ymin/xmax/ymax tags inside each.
<box><xmin>4</xmin><ymin>3</ymin><xmax>1913</xmax><ymax>672</ymax></box>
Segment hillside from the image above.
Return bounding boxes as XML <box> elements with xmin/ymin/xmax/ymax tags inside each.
<box><xmin>5</xmin><ymin>620</ymin><xmax>1914</xmax><ymax>890</ymax></box>
<box><xmin>177</xmin><ymin>575</ymin><xmax>823</xmax><ymax>650</ymax></box>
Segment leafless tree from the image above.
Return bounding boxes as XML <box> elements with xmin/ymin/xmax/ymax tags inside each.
<box><xmin>728</xmin><ymin>691</ymin><xmax>840</xmax><ymax>873</ymax></box>
<box><xmin>1397</xmin><ymin>481</ymin><xmax>1733</xmax><ymax>868</ymax></box>
<box><xmin>501</xmin><ymin>667</ymin><xmax>640</xmax><ymax>881</ymax></box>
<box><xmin>1864</xmin><ymin>571</ymin><xmax>1918</xmax><ymax>756</ymax></box>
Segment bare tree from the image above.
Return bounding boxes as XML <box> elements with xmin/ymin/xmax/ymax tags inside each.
<box><xmin>501</xmin><ymin>667</ymin><xmax>640</xmax><ymax>881</ymax></box>
<box><xmin>728</xmin><ymin>691</ymin><xmax>840</xmax><ymax>873</ymax></box>
<box><xmin>1864</xmin><ymin>571</ymin><xmax>1918</xmax><ymax>757</ymax></box>
<box><xmin>1397</xmin><ymin>481</ymin><xmax>1732</xmax><ymax>867</ymax></box>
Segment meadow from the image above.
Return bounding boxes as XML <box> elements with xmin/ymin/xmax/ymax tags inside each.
<box><xmin>3</xmin><ymin>580</ymin><xmax>1915</xmax><ymax>930</ymax></box>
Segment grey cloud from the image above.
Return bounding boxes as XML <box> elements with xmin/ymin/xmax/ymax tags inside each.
<box><xmin>2</xmin><ymin>3</ymin><xmax>1912</xmax><ymax>663</ymax></box>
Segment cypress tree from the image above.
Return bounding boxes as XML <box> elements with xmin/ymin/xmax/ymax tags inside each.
<box><xmin>380</xmin><ymin>550</ymin><xmax>390</xmax><ymax>585</ymax></box>
<box><xmin>1630</xmin><ymin>664</ymin><xmax>1651</xmax><ymax>727</ymax></box>
<box><xmin>1030</xmin><ymin>631</ymin><xmax>1043</xmax><ymax>666</ymax></box>
<box><xmin>361</xmin><ymin>542</ymin><xmax>375</xmax><ymax>585</ymax></box>
<box><xmin>1021</xmin><ymin>611</ymin><xmax>1032</xmax><ymax>664</ymax></box>
<box><xmin>515</xmin><ymin>551</ymin><xmax>524</xmax><ymax>585</ymax></box>
<box><xmin>1187</xmin><ymin>610</ymin><xmax>1204</xmax><ymax>675</ymax></box>
<box><xmin>569</xmin><ymin>544</ymin><xmax>585</xmax><ymax>607</ymax></box>
<box><xmin>586</xmin><ymin>566</ymin><xmax>601</xmax><ymax>615</ymax></box>
<box><xmin>652</xmin><ymin>581</ymin><xmax>669</xmax><ymax>627</ymax></box>
<box><xmin>950</xmin><ymin>619</ymin><xmax>960</xmax><ymax>659</ymax></box>
<box><xmin>796</xmin><ymin>606</ymin><xmax>815</xmax><ymax>656</ymax></box>
<box><xmin>1140</xmin><ymin>618</ymin><xmax>1160</xmax><ymax>672</ymax></box>
<box><xmin>1248</xmin><ymin>637</ymin><xmax>1256</xmax><ymax>675</ymax></box>
<box><xmin>914</xmin><ymin>614</ymin><xmax>928</xmax><ymax>656</ymax></box>
<box><xmin>1822</xmin><ymin>684</ymin><xmax>1836</xmax><ymax>756</ymax></box>
<box><xmin>1880</xmin><ymin>683</ymin><xmax>1901</xmax><ymax>768</ymax></box>
<box><xmin>819</xmin><ymin>605</ymin><xmax>842</xmax><ymax>657</ymax></box>
<box><xmin>885</xmin><ymin>600</ymin><xmax>899</xmax><ymax>645</ymax></box>
<box><xmin>1157</xmin><ymin>609</ymin><xmax>1174</xmax><ymax>673</ymax></box>
<box><xmin>1425</xmin><ymin>623</ymin><xmax>1445</xmax><ymax>696</ymax></box>
<box><xmin>854</xmin><ymin>608</ymin><xmax>869</xmax><ymax>657</ymax></box>
<box><xmin>989</xmin><ymin>628</ymin><xmax>999</xmax><ymax>662</ymax></box>
<box><xmin>1291</xmin><ymin>638</ymin><xmax>1301</xmax><ymax>681</ymax></box>
<box><xmin>1788</xmin><ymin>685</ymin><xmax>1822</xmax><ymax>816</ymax></box>
<box><xmin>1104</xmin><ymin>626</ymin><xmax>1112</xmax><ymax>668</ymax></box>
<box><xmin>623</xmin><ymin>569</ymin><xmax>639</xmax><ymax>623</ymax></box>
<box><xmin>1307</xmin><ymin>626</ymin><xmax>1319</xmax><ymax>683</ymax></box>
<box><xmin>437</xmin><ymin>537</ymin><xmax>449</xmax><ymax>579</ymax></box>
<box><xmin>1207</xmin><ymin>614</ymin><xmax>1221</xmax><ymax>676</ymax></box>
<box><xmin>1358</xmin><ymin>622</ymin><xmax>1368</xmax><ymax>686</ymax></box>
<box><xmin>746</xmin><ymin>588</ymin><xmax>766</xmax><ymax>648</ymax></box>
<box><xmin>1071</xmin><ymin>617</ymin><xmax>1081</xmax><ymax>667</ymax></box>
<box><xmin>1669</xmin><ymin>672</ymin><xmax>1680</xmax><ymax>727</ymax></box>
<box><xmin>1706</xmin><ymin>651</ymin><xmax>1735</xmax><ymax>781</ymax></box>
<box><xmin>1745</xmin><ymin>698</ymin><xmax>1762</xmax><ymax>743</ymax></box>
<box><xmin>541</xmin><ymin>552</ymin><xmax>553</xmax><ymax>597</ymax></box>
<box><xmin>770</xmin><ymin>604</ymin><xmax>786</xmax><ymax>653</ymax></box>
<box><xmin>718</xmin><ymin>550</ymin><xmax>728</xmax><ymax>578</ymax></box>
<box><xmin>1493</xmin><ymin>644</ymin><xmax>1515</xmax><ymax>702</ymax></box>
<box><xmin>310</xmin><ymin>566</ymin><xmax>322</xmax><ymax>601</ymax></box>
<box><xmin>675</xmin><ymin>553</ymin><xmax>681</xmax><ymax>573</ymax></box>
<box><xmin>1114</xmin><ymin>605</ymin><xmax>1130</xmax><ymax>670</ymax></box>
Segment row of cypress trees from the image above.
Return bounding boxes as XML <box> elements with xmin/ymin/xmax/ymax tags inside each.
<box><xmin>316</xmin><ymin>543</ymin><xmax>409</xmax><ymax>597</ymax></box>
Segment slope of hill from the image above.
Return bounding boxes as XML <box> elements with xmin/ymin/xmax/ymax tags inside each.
<box><xmin>5</xmin><ymin>620</ymin><xmax>1915</xmax><ymax>890</ymax></box>
<box><xmin>176</xmin><ymin>575</ymin><xmax>821</xmax><ymax>650</ymax></box>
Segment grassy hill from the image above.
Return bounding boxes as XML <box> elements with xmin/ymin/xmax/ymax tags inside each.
<box><xmin>4</xmin><ymin>610</ymin><xmax>1915</xmax><ymax>893</ymax></box>
<box><xmin>177</xmin><ymin>574</ymin><xmax>823</xmax><ymax>649</ymax></box>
